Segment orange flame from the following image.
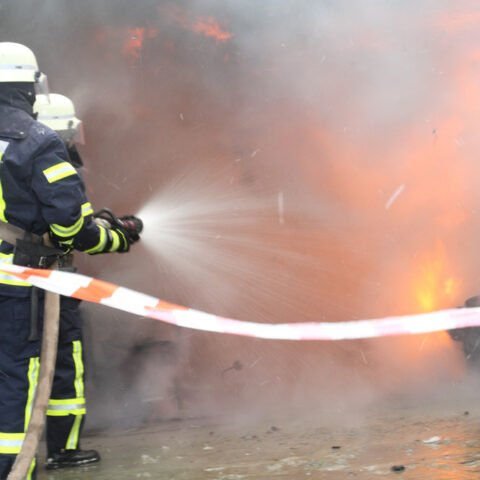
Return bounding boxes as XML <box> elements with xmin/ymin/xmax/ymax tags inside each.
<box><xmin>192</xmin><ymin>17</ymin><xmax>232</xmax><ymax>42</ymax></box>
<box><xmin>122</xmin><ymin>27</ymin><xmax>146</xmax><ymax>59</ymax></box>
<box><xmin>122</xmin><ymin>27</ymin><xmax>159</xmax><ymax>59</ymax></box>
<box><xmin>158</xmin><ymin>6</ymin><xmax>232</xmax><ymax>43</ymax></box>
<box><xmin>413</xmin><ymin>241</ymin><xmax>460</xmax><ymax>312</ymax></box>
<box><xmin>93</xmin><ymin>26</ymin><xmax>159</xmax><ymax>60</ymax></box>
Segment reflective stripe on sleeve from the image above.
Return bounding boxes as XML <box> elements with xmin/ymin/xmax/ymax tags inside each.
<box><xmin>50</xmin><ymin>215</ymin><xmax>84</xmax><ymax>238</ymax></box>
<box><xmin>47</xmin><ymin>398</ymin><xmax>86</xmax><ymax>416</ymax></box>
<box><xmin>0</xmin><ymin>433</ymin><xmax>25</xmax><ymax>454</ymax></box>
<box><xmin>109</xmin><ymin>229</ymin><xmax>121</xmax><ymax>252</ymax></box>
<box><xmin>43</xmin><ymin>162</ymin><xmax>77</xmax><ymax>183</ymax></box>
<box><xmin>81</xmin><ymin>202</ymin><xmax>94</xmax><ymax>217</ymax></box>
<box><xmin>84</xmin><ymin>225</ymin><xmax>108</xmax><ymax>254</ymax></box>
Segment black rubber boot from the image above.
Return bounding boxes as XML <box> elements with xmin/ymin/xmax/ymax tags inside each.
<box><xmin>45</xmin><ymin>449</ymin><xmax>101</xmax><ymax>470</ymax></box>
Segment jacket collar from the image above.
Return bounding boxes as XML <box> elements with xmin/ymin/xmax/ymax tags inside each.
<box><xmin>0</xmin><ymin>105</ymin><xmax>32</xmax><ymax>139</ymax></box>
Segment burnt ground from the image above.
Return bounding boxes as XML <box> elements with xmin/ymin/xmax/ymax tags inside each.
<box><xmin>37</xmin><ymin>378</ymin><xmax>480</xmax><ymax>480</ymax></box>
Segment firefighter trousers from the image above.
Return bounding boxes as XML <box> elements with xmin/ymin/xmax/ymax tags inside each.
<box><xmin>0</xmin><ymin>295</ymin><xmax>42</xmax><ymax>480</ymax></box>
<box><xmin>46</xmin><ymin>297</ymin><xmax>86</xmax><ymax>457</ymax></box>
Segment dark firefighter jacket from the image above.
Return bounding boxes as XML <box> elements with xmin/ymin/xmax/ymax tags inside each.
<box><xmin>0</xmin><ymin>93</ymin><xmax>113</xmax><ymax>297</ymax></box>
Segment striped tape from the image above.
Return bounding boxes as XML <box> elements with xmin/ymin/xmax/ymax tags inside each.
<box><xmin>0</xmin><ymin>263</ymin><xmax>477</xmax><ymax>341</ymax></box>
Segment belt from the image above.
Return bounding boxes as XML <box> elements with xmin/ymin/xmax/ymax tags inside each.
<box><xmin>0</xmin><ymin>220</ymin><xmax>42</xmax><ymax>246</ymax></box>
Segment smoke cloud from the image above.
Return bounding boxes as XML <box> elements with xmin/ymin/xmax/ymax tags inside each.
<box><xmin>1</xmin><ymin>0</ymin><xmax>477</xmax><ymax>427</ymax></box>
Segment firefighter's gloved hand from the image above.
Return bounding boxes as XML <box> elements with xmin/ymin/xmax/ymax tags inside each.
<box><xmin>94</xmin><ymin>216</ymin><xmax>112</xmax><ymax>229</ymax></box>
<box><xmin>49</xmin><ymin>232</ymin><xmax>74</xmax><ymax>254</ymax></box>
<box><xmin>118</xmin><ymin>215</ymin><xmax>143</xmax><ymax>243</ymax></box>
<box><xmin>107</xmin><ymin>227</ymin><xmax>131</xmax><ymax>253</ymax></box>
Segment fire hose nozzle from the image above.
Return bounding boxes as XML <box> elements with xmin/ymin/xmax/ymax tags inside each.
<box><xmin>93</xmin><ymin>208</ymin><xmax>144</xmax><ymax>240</ymax></box>
<box><xmin>118</xmin><ymin>215</ymin><xmax>143</xmax><ymax>238</ymax></box>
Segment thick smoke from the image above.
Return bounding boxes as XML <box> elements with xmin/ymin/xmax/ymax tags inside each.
<box><xmin>1</xmin><ymin>0</ymin><xmax>476</xmax><ymax>428</ymax></box>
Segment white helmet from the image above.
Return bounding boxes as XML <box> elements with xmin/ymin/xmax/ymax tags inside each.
<box><xmin>34</xmin><ymin>93</ymin><xmax>85</xmax><ymax>144</ymax></box>
<box><xmin>0</xmin><ymin>42</ymin><xmax>49</xmax><ymax>94</ymax></box>
<box><xmin>0</xmin><ymin>42</ymin><xmax>39</xmax><ymax>82</ymax></box>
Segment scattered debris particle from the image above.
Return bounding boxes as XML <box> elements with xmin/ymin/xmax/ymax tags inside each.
<box><xmin>423</xmin><ymin>436</ymin><xmax>441</xmax><ymax>444</ymax></box>
<box><xmin>385</xmin><ymin>184</ymin><xmax>405</xmax><ymax>210</ymax></box>
<box><xmin>204</xmin><ymin>466</ymin><xmax>225</xmax><ymax>472</ymax></box>
<box><xmin>140</xmin><ymin>454</ymin><xmax>159</xmax><ymax>464</ymax></box>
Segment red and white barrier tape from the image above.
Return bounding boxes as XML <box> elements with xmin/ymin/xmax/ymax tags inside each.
<box><xmin>0</xmin><ymin>263</ymin><xmax>478</xmax><ymax>341</ymax></box>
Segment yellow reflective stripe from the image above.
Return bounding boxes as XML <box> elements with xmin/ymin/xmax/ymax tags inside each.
<box><xmin>47</xmin><ymin>397</ymin><xmax>86</xmax><ymax>416</ymax></box>
<box><xmin>26</xmin><ymin>457</ymin><xmax>36</xmax><ymax>480</ymax></box>
<box><xmin>0</xmin><ymin>433</ymin><xmax>25</xmax><ymax>454</ymax></box>
<box><xmin>48</xmin><ymin>398</ymin><xmax>86</xmax><ymax>406</ymax></box>
<box><xmin>50</xmin><ymin>215</ymin><xmax>83</xmax><ymax>238</ymax></box>
<box><xmin>43</xmin><ymin>162</ymin><xmax>77</xmax><ymax>183</ymax></box>
<box><xmin>0</xmin><ymin>141</ymin><xmax>8</xmax><ymax>222</ymax></box>
<box><xmin>66</xmin><ymin>415</ymin><xmax>83</xmax><ymax>450</ymax></box>
<box><xmin>73</xmin><ymin>340</ymin><xmax>85</xmax><ymax>398</ymax></box>
<box><xmin>109</xmin><ymin>229</ymin><xmax>120</xmax><ymax>252</ymax></box>
<box><xmin>84</xmin><ymin>225</ymin><xmax>107</xmax><ymax>254</ymax></box>
<box><xmin>0</xmin><ymin>182</ymin><xmax>6</xmax><ymax>222</ymax></box>
<box><xmin>46</xmin><ymin>408</ymin><xmax>86</xmax><ymax>417</ymax></box>
<box><xmin>25</xmin><ymin>357</ymin><xmax>40</xmax><ymax>430</ymax></box>
<box><xmin>81</xmin><ymin>202</ymin><xmax>94</xmax><ymax>217</ymax></box>
<box><xmin>0</xmin><ymin>251</ymin><xmax>31</xmax><ymax>286</ymax></box>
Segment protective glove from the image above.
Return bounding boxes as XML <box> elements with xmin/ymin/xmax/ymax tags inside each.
<box><xmin>92</xmin><ymin>218</ymin><xmax>132</xmax><ymax>254</ymax></box>
<box><xmin>108</xmin><ymin>226</ymin><xmax>132</xmax><ymax>253</ymax></box>
<box><xmin>92</xmin><ymin>209</ymin><xmax>142</xmax><ymax>253</ymax></box>
<box><xmin>117</xmin><ymin>215</ymin><xmax>142</xmax><ymax>243</ymax></box>
<box><xmin>48</xmin><ymin>231</ymin><xmax>74</xmax><ymax>254</ymax></box>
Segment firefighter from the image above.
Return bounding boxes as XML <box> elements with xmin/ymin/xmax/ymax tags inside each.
<box><xmin>448</xmin><ymin>296</ymin><xmax>480</xmax><ymax>367</ymax></box>
<box><xmin>33</xmin><ymin>93</ymin><xmax>98</xmax><ymax>470</ymax></box>
<box><xmin>0</xmin><ymin>42</ymin><xmax>140</xmax><ymax>480</ymax></box>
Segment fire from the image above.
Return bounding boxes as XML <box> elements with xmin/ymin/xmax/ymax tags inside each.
<box><xmin>122</xmin><ymin>27</ymin><xmax>159</xmax><ymax>59</ymax></box>
<box><xmin>122</xmin><ymin>27</ymin><xmax>145</xmax><ymax>59</ymax></box>
<box><xmin>157</xmin><ymin>6</ymin><xmax>232</xmax><ymax>43</ymax></box>
<box><xmin>93</xmin><ymin>26</ymin><xmax>159</xmax><ymax>60</ymax></box>
<box><xmin>413</xmin><ymin>241</ymin><xmax>460</xmax><ymax>312</ymax></box>
<box><xmin>192</xmin><ymin>17</ymin><xmax>232</xmax><ymax>42</ymax></box>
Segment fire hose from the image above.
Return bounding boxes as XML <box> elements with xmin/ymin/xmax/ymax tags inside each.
<box><xmin>7</xmin><ymin>242</ymin><xmax>59</xmax><ymax>480</ymax></box>
<box><xmin>7</xmin><ymin>288</ymin><xmax>59</xmax><ymax>480</ymax></box>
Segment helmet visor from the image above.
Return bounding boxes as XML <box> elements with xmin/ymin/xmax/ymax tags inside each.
<box><xmin>58</xmin><ymin>119</ymin><xmax>85</xmax><ymax>146</ymax></box>
<box><xmin>34</xmin><ymin>72</ymin><xmax>49</xmax><ymax>96</ymax></box>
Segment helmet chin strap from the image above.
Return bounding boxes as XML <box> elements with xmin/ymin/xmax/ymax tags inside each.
<box><xmin>66</xmin><ymin>144</ymin><xmax>84</xmax><ymax>169</ymax></box>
